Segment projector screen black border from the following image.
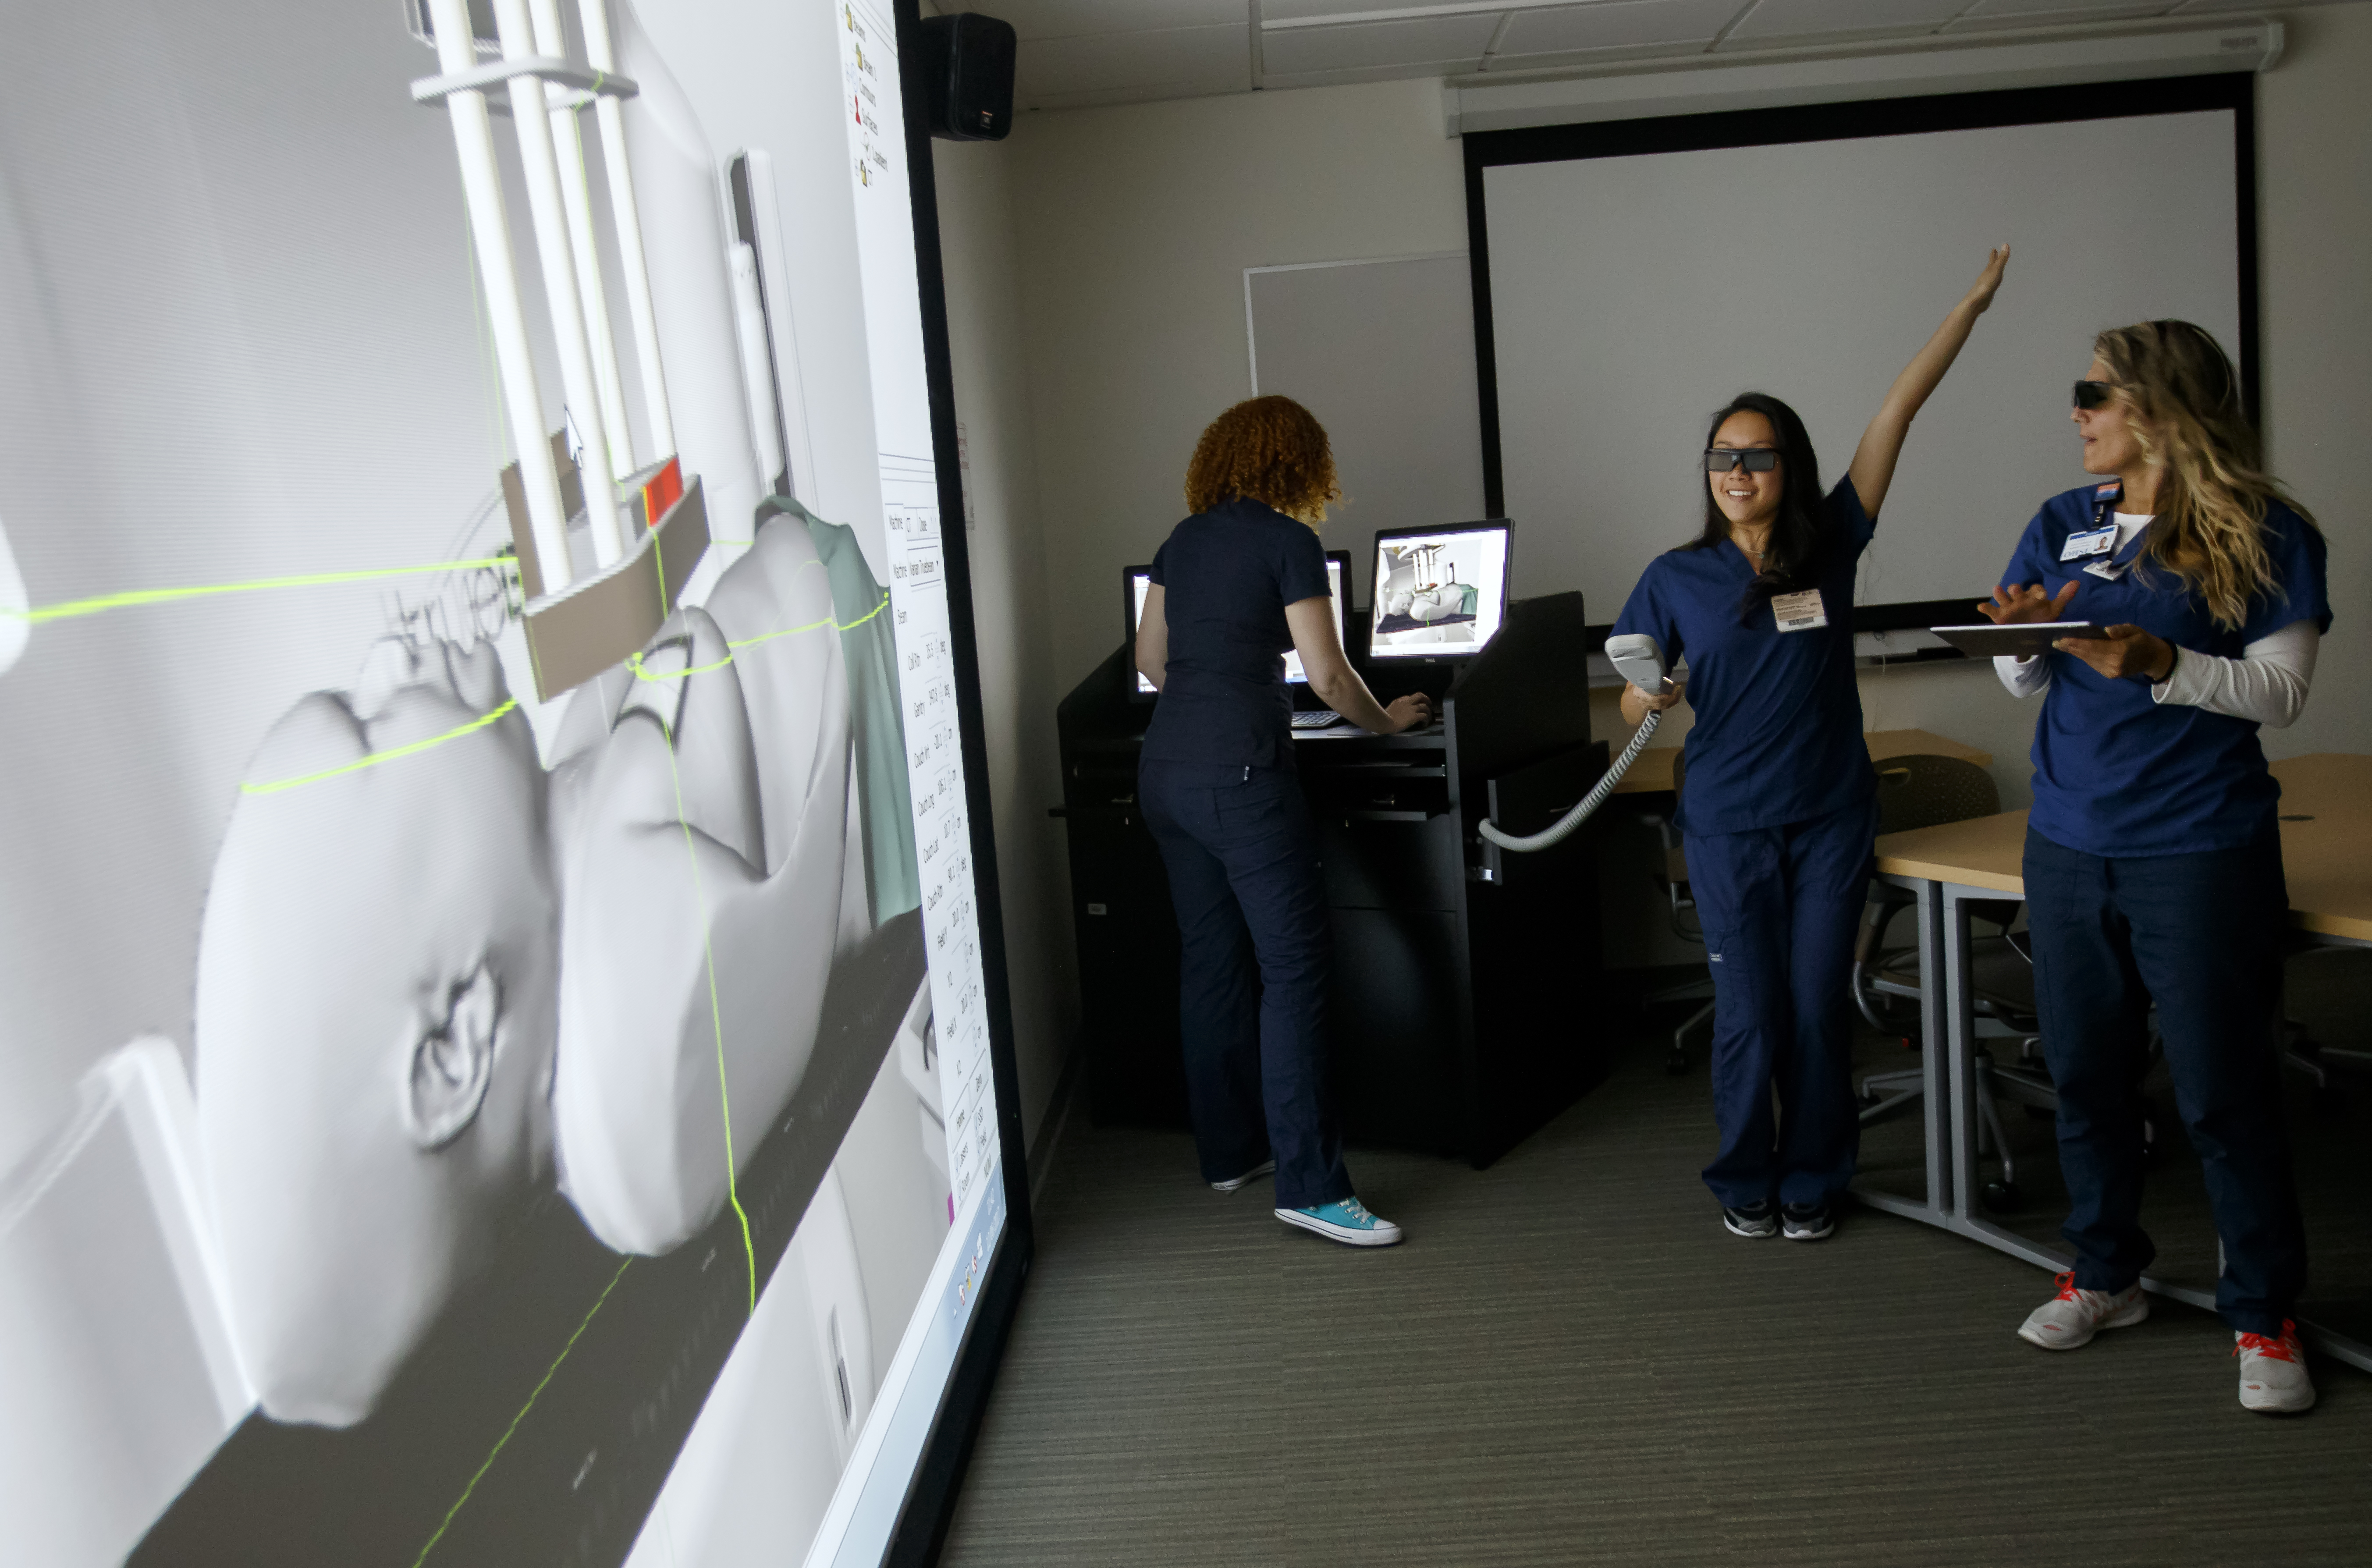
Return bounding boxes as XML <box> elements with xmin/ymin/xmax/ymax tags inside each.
<box><xmin>883</xmin><ymin>0</ymin><xmax>1039</xmax><ymax>1561</ymax></box>
<box><xmin>1459</xmin><ymin>70</ymin><xmax>2260</xmax><ymax>632</ymax></box>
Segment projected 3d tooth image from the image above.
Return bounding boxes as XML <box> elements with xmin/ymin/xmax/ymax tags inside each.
<box><xmin>196</xmin><ymin>638</ymin><xmax>559</xmax><ymax>1426</ymax></box>
<box><xmin>552</xmin><ymin>515</ymin><xmax>851</xmax><ymax>1259</ymax></box>
<box><xmin>3</xmin><ymin>1</ymin><xmax>999</xmax><ymax>1562</ymax></box>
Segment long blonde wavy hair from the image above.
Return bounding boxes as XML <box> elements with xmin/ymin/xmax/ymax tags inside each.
<box><xmin>2093</xmin><ymin>320</ymin><xmax>2318</xmax><ymax>628</ymax></box>
<box><xmin>1184</xmin><ymin>395</ymin><xmax>1341</xmax><ymax>525</ymax></box>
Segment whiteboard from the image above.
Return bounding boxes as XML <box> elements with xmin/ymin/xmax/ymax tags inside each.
<box><xmin>1246</xmin><ymin>254</ymin><xmax>1489</xmax><ymax>605</ymax></box>
<box><xmin>1481</xmin><ymin>109</ymin><xmax>2241</xmax><ymax>622</ymax></box>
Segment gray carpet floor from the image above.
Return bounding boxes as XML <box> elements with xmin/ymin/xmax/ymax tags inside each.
<box><xmin>941</xmin><ymin>958</ymin><xmax>2372</xmax><ymax>1568</ymax></box>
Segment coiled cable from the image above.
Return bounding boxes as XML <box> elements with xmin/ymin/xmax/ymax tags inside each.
<box><xmin>1477</xmin><ymin>710</ymin><xmax>1662</xmax><ymax>853</ymax></box>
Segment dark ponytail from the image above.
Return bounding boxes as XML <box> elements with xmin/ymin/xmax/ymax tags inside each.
<box><xmin>1680</xmin><ymin>392</ymin><xmax>1829</xmax><ymax>623</ymax></box>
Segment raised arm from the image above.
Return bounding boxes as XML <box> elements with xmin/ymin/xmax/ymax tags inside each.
<box><xmin>1848</xmin><ymin>245</ymin><xmax>2010</xmax><ymax>519</ymax></box>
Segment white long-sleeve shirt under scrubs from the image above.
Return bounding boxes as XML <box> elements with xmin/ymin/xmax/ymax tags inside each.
<box><xmin>1995</xmin><ymin>511</ymin><xmax>2321</xmax><ymax>727</ymax></box>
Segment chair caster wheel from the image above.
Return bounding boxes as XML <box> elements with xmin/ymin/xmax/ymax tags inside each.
<box><xmin>1981</xmin><ymin>1179</ymin><xmax>2022</xmax><ymax>1214</ymax></box>
<box><xmin>1665</xmin><ymin>1050</ymin><xmax>1689</xmax><ymax>1076</ymax></box>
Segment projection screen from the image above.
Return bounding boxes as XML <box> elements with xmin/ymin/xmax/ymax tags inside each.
<box><xmin>0</xmin><ymin>2</ymin><xmax>1022</xmax><ymax>1565</ymax></box>
<box><xmin>1470</xmin><ymin>78</ymin><xmax>2252</xmax><ymax>627</ymax></box>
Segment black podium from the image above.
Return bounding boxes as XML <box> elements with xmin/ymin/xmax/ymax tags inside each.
<box><xmin>1053</xmin><ymin>592</ymin><xmax>1609</xmax><ymax>1168</ymax></box>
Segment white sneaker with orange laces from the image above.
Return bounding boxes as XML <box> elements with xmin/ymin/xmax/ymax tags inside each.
<box><xmin>2235</xmin><ymin>1322</ymin><xmax>2316</xmax><ymax>1414</ymax></box>
<box><xmin>2017</xmin><ymin>1271</ymin><xmax>2148</xmax><ymax>1351</ymax></box>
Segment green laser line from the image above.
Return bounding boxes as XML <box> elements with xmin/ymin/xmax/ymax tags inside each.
<box><xmin>622</xmin><ymin>591</ymin><xmax>888</xmax><ymax>684</ymax></box>
<box><xmin>242</xmin><ymin>699</ymin><xmax>518</xmax><ymax>796</ymax></box>
<box><xmin>653</xmin><ymin>709</ymin><xmax>759</xmax><ymax>1318</ymax></box>
<box><xmin>4</xmin><ymin>558</ymin><xmax>510</xmax><ymax>626</ymax></box>
<box><xmin>411</xmin><ymin>1256</ymin><xmax>632</xmax><ymax>1568</ymax></box>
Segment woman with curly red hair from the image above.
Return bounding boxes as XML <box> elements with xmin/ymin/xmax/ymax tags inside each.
<box><xmin>1135</xmin><ymin>395</ymin><xmax>1428</xmax><ymax>1247</ymax></box>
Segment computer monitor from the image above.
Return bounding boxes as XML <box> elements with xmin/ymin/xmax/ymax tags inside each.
<box><xmin>1123</xmin><ymin>565</ymin><xmax>1157</xmax><ymax>700</ymax></box>
<box><xmin>1284</xmin><ymin>552</ymin><xmax>1352</xmax><ymax>687</ymax></box>
<box><xmin>1366</xmin><ymin>521</ymin><xmax>1512</xmax><ymax>660</ymax></box>
<box><xmin>1123</xmin><ymin>552</ymin><xmax>1351</xmax><ymax>698</ymax></box>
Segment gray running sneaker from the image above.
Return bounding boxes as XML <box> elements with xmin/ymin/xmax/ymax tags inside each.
<box><xmin>1722</xmin><ymin>1200</ymin><xmax>1778</xmax><ymax>1238</ymax></box>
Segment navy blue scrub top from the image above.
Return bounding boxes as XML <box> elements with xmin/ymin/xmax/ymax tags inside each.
<box><xmin>1142</xmin><ymin>497</ymin><xmax>1334</xmax><ymax>769</ymax></box>
<box><xmin>1612</xmin><ymin>476</ymin><xmax>1876</xmax><ymax>837</ymax></box>
<box><xmin>2002</xmin><ymin>482</ymin><xmax>2330</xmax><ymax>858</ymax></box>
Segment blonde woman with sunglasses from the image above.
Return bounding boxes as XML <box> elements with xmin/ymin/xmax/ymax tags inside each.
<box><xmin>1982</xmin><ymin>320</ymin><xmax>2330</xmax><ymax>1414</ymax></box>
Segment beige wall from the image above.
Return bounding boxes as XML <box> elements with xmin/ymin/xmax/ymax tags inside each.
<box><xmin>2255</xmin><ymin>4</ymin><xmax>2372</xmax><ymax>764</ymax></box>
<box><xmin>930</xmin><ymin>138</ymin><xmax>1077</xmax><ymax>1145</ymax></box>
<box><xmin>1004</xmin><ymin>77</ymin><xmax>1471</xmax><ymax>690</ymax></box>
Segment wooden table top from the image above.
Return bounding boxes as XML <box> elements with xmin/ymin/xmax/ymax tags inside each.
<box><xmin>2268</xmin><ymin>754</ymin><xmax>2372</xmax><ymax>943</ymax></box>
<box><xmin>1614</xmin><ymin>727</ymin><xmax>1994</xmax><ymax>795</ymax></box>
<box><xmin>1872</xmin><ymin>753</ymin><xmax>2372</xmax><ymax>943</ymax></box>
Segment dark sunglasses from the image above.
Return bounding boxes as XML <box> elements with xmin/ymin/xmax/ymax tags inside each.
<box><xmin>1703</xmin><ymin>448</ymin><xmax>1779</xmax><ymax>473</ymax></box>
<box><xmin>2072</xmin><ymin>380</ymin><xmax>2120</xmax><ymax>410</ymax></box>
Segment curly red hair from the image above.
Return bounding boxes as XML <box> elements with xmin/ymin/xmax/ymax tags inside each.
<box><xmin>1183</xmin><ymin>395</ymin><xmax>1341</xmax><ymax>524</ymax></box>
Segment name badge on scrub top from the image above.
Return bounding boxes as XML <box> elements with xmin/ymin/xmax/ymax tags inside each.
<box><xmin>2083</xmin><ymin>557</ymin><xmax>2133</xmax><ymax>583</ymax></box>
<box><xmin>1771</xmin><ymin>588</ymin><xmax>1827</xmax><ymax>632</ymax></box>
<box><xmin>2060</xmin><ymin>525</ymin><xmax>2116</xmax><ymax>561</ymax></box>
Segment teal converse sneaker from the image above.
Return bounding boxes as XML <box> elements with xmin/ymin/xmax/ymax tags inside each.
<box><xmin>1276</xmin><ymin>1196</ymin><xmax>1403</xmax><ymax>1247</ymax></box>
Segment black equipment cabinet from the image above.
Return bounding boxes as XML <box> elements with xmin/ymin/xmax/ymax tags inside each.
<box><xmin>1053</xmin><ymin>592</ymin><xmax>1608</xmax><ymax>1168</ymax></box>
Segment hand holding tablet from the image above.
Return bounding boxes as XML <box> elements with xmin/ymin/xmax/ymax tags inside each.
<box><xmin>1934</xmin><ymin>578</ymin><xmax>2174</xmax><ymax>680</ymax></box>
<box><xmin>1930</xmin><ymin>620</ymin><xmax>2110</xmax><ymax>659</ymax></box>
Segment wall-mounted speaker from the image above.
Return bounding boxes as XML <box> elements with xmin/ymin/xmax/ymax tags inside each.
<box><xmin>916</xmin><ymin>13</ymin><xmax>1016</xmax><ymax>142</ymax></box>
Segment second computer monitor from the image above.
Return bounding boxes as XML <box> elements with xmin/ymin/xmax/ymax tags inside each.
<box><xmin>1125</xmin><ymin>550</ymin><xmax>1350</xmax><ymax>695</ymax></box>
<box><xmin>1281</xmin><ymin>553</ymin><xmax>1351</xmax><ymax>686</ymax></box>
<box><xmin>1367</xmin><ymin>521</ymin><xmax>1511</xmax><ymax>660</ymax></box>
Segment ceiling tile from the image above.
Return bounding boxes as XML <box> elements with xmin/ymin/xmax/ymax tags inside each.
<box><xmin>1261</xmin><ymin>0</ymin><xmax>1502</xmax><ymax>20</ymax></box>
<box><xmin>2171</xmin><ymin>0</ymin><xmax>2358</xmax><ymax>10</ymax></box>
<box><xmin>963</xmin><ymin>0</ymin><xmax>1244</xmax><ymax>40</ymax></box>
<box><xmin>1014</xmin><ymin>21</ymin><xmax>1252</xmax><ymax>98</ymax></box>
<box><xmin>1494</xmin><ymin>0</ymin><xmax>1746</xmax><ymax>57</ymax></box>
<box><xmin>1723</xmin><ymin>0</ymin><xmax>1966</xmax><ymax>40</ymax></box>
<box><xmin>1262</xmin><ymin>13</ymin><xmax>1504</xmax><ymax>73</ymax></box>
<box><xmin>1956</xmin><ymin>0</ymin><xmax>2179</xmax><ymax>15</ymax></box>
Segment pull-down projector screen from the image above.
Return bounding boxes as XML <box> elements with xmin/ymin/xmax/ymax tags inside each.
<box><xmin>1470</xmin><ymin>78</ymin><xmax>2252</xmax><ymax>626</ymax></box>
<box><xmin>0</xmin><ymin>2</ymin><xmax>1021</xmax><ymax>1566</ymax></box>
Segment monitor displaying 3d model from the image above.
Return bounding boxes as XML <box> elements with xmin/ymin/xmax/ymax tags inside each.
<box><xmin>1366</xmin><ymin>521</ymin><xmax>1512</xmax><ymax>660</ymax></box>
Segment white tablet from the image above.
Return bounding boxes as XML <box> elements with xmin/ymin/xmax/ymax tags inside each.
<box><xmin>1930</xmin><ymin>622</ymin><xmax>2110</xmax><ymax>659</ymax></box>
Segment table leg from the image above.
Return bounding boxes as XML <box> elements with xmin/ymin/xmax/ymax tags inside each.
<box><xmin>1851</xmin><ymin>875</ymin><xmax>1953</xmax><ymax>1229</ymax></box>
<box><xmin>1941</xmin><ymin>883</ymin><xmax>1980</xmax><ymax>1230</ymax></box>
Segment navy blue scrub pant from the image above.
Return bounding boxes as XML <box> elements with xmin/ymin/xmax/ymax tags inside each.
<box><xmin>2022</xmin><ymin>827</ymin><xmax>2306</xmax><ymax>1335</ymax></box>
<box><xmin>1684</xmin><ymin>796</ymin><xmax>1879</xmax><ymax>1213</ymax></box>
<box><xmin>1138</xmin><ymin>758</ymin><xmax>1353</xmax><ymax>1211</ymax></box>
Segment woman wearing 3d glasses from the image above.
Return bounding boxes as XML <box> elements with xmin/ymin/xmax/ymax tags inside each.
<box><xmin>1610</xmin><ymin>247</ymin><xmax>2010</xmax><ymax>1245</ymax></box>
<box><xmin>1981</xmin><ymin>321</ymin><xmax>2329</xmax><ymax>1414</ymax></box>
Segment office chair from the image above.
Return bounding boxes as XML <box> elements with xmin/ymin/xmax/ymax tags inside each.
<box><xmin>2279</xmin><ymin>934</ymin><xmax>2371</xmax><ymax>1107</ymax></box>
<box><xmin>1851</xmin><ymin>755</ymin><xmax>2074</xmax><ymax>1213</ymax></box>
<box><xmin>1640</xmin><ymin>748</ymin><xmax>1710</xmax><ymax>1076</ymax></box>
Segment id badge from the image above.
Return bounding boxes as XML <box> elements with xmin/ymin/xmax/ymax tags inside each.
<box><xmin>2060</xmin><ymin>525</ymin><xmax>2115</xmax><ymax>561</ymax></box>
<box><xmin>2083</xmin><ymin>558</ymin><xmax>2131</xmax><ymax>583</ymax></box>
<box><xmin>1771</xmin><ymin>588</ymin><xmax>1827</xmax><ymax>632</ymax></box>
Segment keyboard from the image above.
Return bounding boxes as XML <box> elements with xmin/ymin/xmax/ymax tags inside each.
<box><xmin>1290</xmin><ymin>710</ymin><xmax>1342</xmax><ymax>729</ymax></box>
